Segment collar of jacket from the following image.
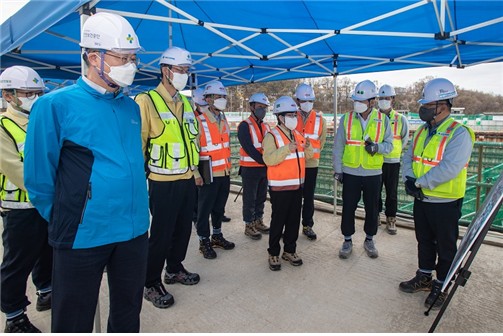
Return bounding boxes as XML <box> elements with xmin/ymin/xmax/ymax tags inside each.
<box><xmin>78</xmin><ymin>77</ymin><xmax>125</xmax><ymax>100</ymax></box>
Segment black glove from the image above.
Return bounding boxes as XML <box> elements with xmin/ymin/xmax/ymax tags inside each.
<box><xmin>364</xmin><ymin>141</ymin><xmax>378</xmax><ymax>156</ymax></box>
<box><xmin>334</xmin><ymin>173</ymin><xmax>343</xmax><ymax>184</ymax></box>
<box><xmin>404</xmin><ymin>176</ymin><xmax>425</xmax><ymax>201</ymax></box>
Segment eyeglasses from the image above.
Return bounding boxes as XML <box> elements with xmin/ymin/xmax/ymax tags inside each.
<box><xmin>16</xmin><ymin>90</ymin><xmax>44</xmax><ymax>100</ymax></box>
<box><xmin>170</xmin><ymin>66</ymin><xmax>190</xmax><ymax>74</ymax></box>
<box><xmin>105</xmin><ymin>52</ymin><xmax>140</xmax><ymax>66</ymax></box>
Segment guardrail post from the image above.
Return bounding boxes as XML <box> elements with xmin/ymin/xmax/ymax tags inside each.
<box><xmin>476</xmin><ymin>144</ymin><xmax>483</xmax><ymax>210</ymax></box>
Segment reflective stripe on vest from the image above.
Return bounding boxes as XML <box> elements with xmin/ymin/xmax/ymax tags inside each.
<box><xmin>342</xmin><ymin>109</ymin><xmax>385</xmax><ymax>170</ymax></box>
<box><xmin>146</xmin><ymin>90</ymin><xmax>200</xmax><ymax>175</ymax></box>
<box><xmin>296</xmin><ymin>110</ymin><xmax>323</xmax><ymax>159</ymax></box>
<box><xmin>384</xmin><ymin>110</ymin><xmax>404</xmax><ymax>159</ymax></box>
<box><xmin>197</xmin><ymin>114</ymin><xmax>231</xmax><ymax>173</ymax></box>
<box><xmin>0</xmin><ymin>116</ymin><xmax>34</xmax><ymax>209</ymax></box>
<box><xmin>239</xmin><ymin>117</ymin><xmax>271</xmax><ymax>167</ymax></box>
<box><xmin>267</xmin><ymin>128</ymin><xmax>306</xmax><ymax>191</ymax></box>
<box><xmin>412</xmin><ymin>118</ymin><xmax>475</xmax><ymax>199</ymax></box>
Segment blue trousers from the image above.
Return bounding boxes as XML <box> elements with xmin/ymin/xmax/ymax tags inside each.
<box><xmin>240</xmin><ymin>166</ymin><xmax>267</xmax><ymax>223</ymax></box>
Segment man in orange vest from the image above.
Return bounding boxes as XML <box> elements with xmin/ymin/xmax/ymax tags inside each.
<box><xmin>238</xmin><ymin>93</ymin><xmax>271</xmax><ymax>240</ymax></box>
<box><xmin>195</xmin><ymin>81</ymin><xmax>235</xmax><ymax>259</ymax></box>
<box><xmin>263</xmin><ymin>96</ymin><xmax>313</xmax><ymax>271</ymax></box>
<box><xmin>294</xmin><ymin>83</ymin><xmax>327</xmax><ymax>241</ymax></box>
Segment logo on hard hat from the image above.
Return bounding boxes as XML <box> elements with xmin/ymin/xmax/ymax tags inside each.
<box><xmin>357</xmin><ymin>90</ymin><xmax>364</xmax><ymax>94</ymax></box>
<box><xmin>32</xmin><ymin>78</ymin><xmax>39</xmax><ymax>84</ymax></box>
<box><xmin>126</xmin><ymin>34</ymin><xmax>134</xmax><ymax>44</ymax></box>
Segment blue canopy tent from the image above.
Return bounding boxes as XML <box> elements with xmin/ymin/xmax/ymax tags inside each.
<box><xmin>1</xmin><ymin>0</ymin><xmax>503</xmax><ymax>91</ymax></box>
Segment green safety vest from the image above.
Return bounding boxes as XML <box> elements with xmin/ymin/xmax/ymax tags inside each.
<box><xmin>342</xmin><ymin>109</ymin><xmax>386</xmax><ymax>170</ymax></box>
<box><xmin>384</xmin><ymin>109</ymin><xmax>404</xmax><ymax>159</ymax></box>
<box><xmin>412</xmin><ymin>117</ymin><xmax>475</xmax><ymax>199</ymax></box>
<box><xmin>0</xmin><ymin>116</ymin><xmax>33</xmax><ymax>209</ymax></box>
<box><xmin>144</xmin><ymin>90</ymin><xmax>199</xmax><ymax>175</ymax></box>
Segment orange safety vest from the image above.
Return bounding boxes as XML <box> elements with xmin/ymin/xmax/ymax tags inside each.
<box><xmin>239</xmin><ymin>117</ymin><xmax>271</xmax><ymax>167</ymax></box>
<box><xmin>296</xmin><ymin>110</ymin><xmax>323</xmax><ymax>159</ymax></box>
<box><xmin>266</xmin><ymin>127</ymin><xmax>306</xmax><ymax>191</ymax></box>
<box><xmin>197</xmin><ymin>113</ymin><xmax>231</xmax><ymax>173</ymax></box>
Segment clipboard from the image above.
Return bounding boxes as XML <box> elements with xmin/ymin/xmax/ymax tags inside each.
<box><xmin>198</xmin><ymin>156</ymin><xmax>213</xmax><ymax>184</ymax></box>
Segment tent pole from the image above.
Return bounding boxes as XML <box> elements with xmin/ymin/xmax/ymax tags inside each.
<box><xmin>168</xmin><ymin>0</ymin><xmax>173</xmax><ymax>48</ymax></box>
<box><xmin>333</xmin><ymin>71</ymin><xmax>338</xmax><ymax>216</ymax></box>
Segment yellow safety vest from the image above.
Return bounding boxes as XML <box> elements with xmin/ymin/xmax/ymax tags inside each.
<box><xmin>384</xmin><ymin>110</ymin><xmax>404</xmax><ymax>159</ymax></box>
<box><xmin>145</xmin><ymin>90</ymin><xmax>199</xmax><ymax>175</ymax></box>
<box><xmin>342</xmin><ymin>109</ymin><xmax>385</xmax><ymax>170</ymax></box>
<box><xmin>412</xmin><ymin>117</ymin><xmax>475</xmax><ymax>199</ymax></box>
<box><xmin>0</xmin><ymin>116</ymin><xmax>33</xmax><ymax>209</ymax></box>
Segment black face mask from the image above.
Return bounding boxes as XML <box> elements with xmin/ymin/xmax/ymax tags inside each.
<box><xmin>419</xmin><ymin>105</ymin><xmax>437</xmax><ymax>122</ymax></box>
<box><xmin>253</xmin><ymin>107</ymin><xmax>267</xmax><ymax>120</ymax></box>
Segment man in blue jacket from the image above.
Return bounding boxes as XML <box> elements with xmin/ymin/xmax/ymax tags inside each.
<box><xmin>24</xmin><ymin>13</ymin><xmax>150</xmax><ymax>332</ymax></box>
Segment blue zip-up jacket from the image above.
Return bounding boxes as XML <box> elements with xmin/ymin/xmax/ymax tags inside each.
<box><xmin>24</xmin><ymin>78</ymin><xmax>150</xmax><ymax>249</ymax></box>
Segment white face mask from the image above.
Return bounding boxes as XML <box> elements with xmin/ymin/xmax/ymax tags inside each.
<box><xmin>106</xmin><ymin>62</ymin><xmax>137</xmax><ymax>87</ymax></box>
<box><xmin>353</xmin><ymin>101</ymin><xmax>368</xmax><ymax>114</ymax></box>
<box><xmin>16</xmin><ymin>95</ymin><xmax>39</xmax><ymax>112</ymax></box>
<box><xmin>378</xmin><ymin>100</ymin><xmax>392</xmax><ymax>110</ymax></box>
<box><xmin>213</xmin><ymin>98</ymin><xmax>227</xmax><ymax>111</ymax></box>
<box><xmin>300</xmin><ymin>102</ymin><xmax>314</xmax><ymax>113</ymax></box>
<box><xmin>284</xmin><ymin>115</ymin><xmax>298</xmax><ymax>130</ymax></box>
<box><xmin>168</xmin><ymin>71</ymin><xmax>188</xmax><ymax>91</ymax></box>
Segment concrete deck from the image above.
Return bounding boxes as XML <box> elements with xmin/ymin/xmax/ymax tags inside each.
<box><xmin>4</xmin><ymin>186</ymin><xmax>503</xmax><ymax>333</ymax></box>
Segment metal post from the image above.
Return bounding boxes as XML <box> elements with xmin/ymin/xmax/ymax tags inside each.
<box><xmin>476</xmin><ymin>144</ymin><xmax>483</xmax><ymax>210</ymax></box>
<box><xmin>333</xmin><ymin>73</ymin><xmax>338</xmax><ymax>215</ymax></box>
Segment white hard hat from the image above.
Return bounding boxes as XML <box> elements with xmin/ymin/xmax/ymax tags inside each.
<box><xmin>418</xmin><ymin>78</ymin><xmax>458</xmax><ymax>104</ymax></box>
<box><xmin>0</xmin><ymin>66</ymin><xmax>45</xmax><ymax>90</ymax></box>
<box><xmin>159</xmin><ymin>46</ymin><xmax>192</xmax><ymax>66</ymax></box>
<box><xmin>294</xmin><ymin>83</ymin><xmax>315</xmax><ymax>101</ymax></box>
<box><xmin>378</xmin><ymin>84</ymin><xmax>396</xmax><ymax>97</ymax></box>
<box><xmin>273</xmin><ymin>96</ymin><xmax>298</xmax><ymax>114</ymax></box>
<box><xmin>203</xmin><ymin>81</ymin><xmax>227</xmax><ymax>96</ymax></box>
<box><xmin>249</xmin><ymin>93</ymin><xmax>270</xmax><ymax>106</ymax></box>
<box><xmin>192</xmin><ymin>87</ymin><xmax>208</xmax><ymax>106</ymax></box>
<box><xmin>80</xmin><ymin>12</ymin><xmax>142</xmax><ymax>52</ymax></box>
<box><xmin>351</xmin><ymin>80</ymin><xmax>377</xmax><ymax>101</ymax></box>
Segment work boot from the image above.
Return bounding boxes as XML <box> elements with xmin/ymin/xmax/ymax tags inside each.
<box><xmin>144</xmin><ymin>283</ymin><xmax>175</xmax><ymax>309</ymax></box>
<box><xmin>386</xmin><ymin>216</ymin><xmax>397</xmax><ymax>235</ymax></box>
<box><xmin>281</xmin><ymin>252</ymin><xmax>303</xmax><ymax>266</ymax></box>
<box><xmin>425</xmin><ymin>280</ymin><xmax>448</xmax><ymax>309</ymax></box>
<box><xmin>339</xmin><ymin>240</ymin><xmax>353</xmax><ymax>259</ymax></box>
<box><xmin>211</xmin><ymin>233</ymin><xmax>235</xmax><ymax>250</ymax></box>
<box><xmin>399</xmin><ymin>270</ymin><xmax>433</xmax><ymax>293</ymax></box>
<box><xmin>363</xmin><ymin>239</ymin><xmax>379</xmax><ymax>258</ymax></box>
<box><xmin>35</xmin><ymin>291</ymin><xmax>51</xmax><ymax>312</ymax></box>
<box><xmin>199</xmin><ymin>238</ymin><xmax>217</xmax><ymax>259</ymax></box>
<box><xmin>4</xmin><ymin>314</ymin><xmax>41</xmax><ymax>333</ymax></box>
<box><xmin>268</xmin><ymin>255</ymin><xmax>281</xmax><ymax>271</ymax></box>
<box><xmin>164</xmin><ymin>268</ymin><xmax>200</xmax><ymax>285</ymax></box>
<box><xmin>244</xmin><ymin>223</ymin><xmax>262</xmax><ymax>240</ymax></box>
<box><xmin>302</xmin><ymin>226</ymin><xmax>317</xmax><ymax>240</ymax></box>
<box><xmin>253</xmin><ymin>218</ymin><xmax>270</xmax><ymax>234</ymax></box>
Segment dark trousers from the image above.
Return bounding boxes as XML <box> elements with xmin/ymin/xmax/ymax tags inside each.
<box><xmin>1</xmin><ymin>209</ymin><xmax>52</xmax><ymax>314</ymax></box>
<box><xmin>341</xmin><ymin>173</ymin><xmax>382</xmax><ymax>237</ymax></box>
<box><xmin>379</xmin><ymin>162</ymin><xmax>400</xmax><ymax>217</ymax></box>
<box><xmin>268</xmin><ymin>189</ymin><xmax>302</xmax><ymax>256</ymax></box>
<box><xmin>241</xmin><ymin>167</ymin><xmax>268</xmax><ymax>223</ymax></box>
<box><xmin>196</xmin><ymin>176</ymin><xmax>230</xmax><ymax>238</ymax></box>
<box><xmin>146</xmin><ymin>178</ymin><xmax>196</xmax><ymax>287</ymax></box>
<box><xmin>51</xmin><ymin>232</ymin><xmax>147</xmax><ymax>333</ymax></box>
<box><xmin>302</xmin><ymin>167</ymin><xmax>318</xmax><ymax>227</ymax></box>
<box><xmin>413</xmin><ymin>199</ymin><xmax>462</xmax><ymax>281</ymax></box>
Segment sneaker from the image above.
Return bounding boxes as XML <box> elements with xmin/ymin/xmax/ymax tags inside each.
<box><xmin>143</xmin><ymin>283</ymin><xmax>174</xmax><ymax>309</ymax></box>
<box><xmin>244</xmin><ymin>223</ymin><xmax>262</xmax><ymax>240</ymax></box>
<box><xmin>399</xmin><ymin>270</ymin><xmax>433</xmax><ymax>293</ymax></box>
<box><xmin>363</xmin><ymin>239</ymin><xmax>379</xmax><ymax>258</ymax></box>
<box><xmin>425</xmin><ymin>280</ymin><xmax>448</xmax><ymax>309</ymax></box>
<box><xmin>281</xmin><ymin>252</ymin><xmax>303</xmax><ymax>266</ymax></box>
<box><xmin>268</xmin><ymin>255</ymin><xmax>281</xmax><ymax>271</ymax></box>
<box><xmin>4</xmin><ymin>314</ymin><xmax>41</xmax><ymax>333</ymax></box>
<box><xmin>164</xmin><ymin>268</ymin><xmax>200</xmax><ymax>285</ymax></box>
<box><xmin>302</xmin><ymin>226</ymin><xmax>317</xmax><ymax>240</ymax></box>
<box><xmin>199</xmin><ymin>238</ymin><xmax>217</xmax><ymax>259</ymax></box>
<box><xmin>222</xmin><ymin>215</ymin><xmax>231</xmax><ymax>222</ymax></box>
<box><xmin>211</xmin><ymin>233</ymin><xmax>235</xmax><ymax>250</ymax></box>
<box><xmin>254</xmin><ymin>219</ymin><xmax>270</xmax><ymax>234</ymax></box>
<box><xmin>36</xmin><ymin>291</ymin><xmax>51</xmax><ymax>312</ymax></box>
<box><xmin>339</xmin><ymin>240</ymin><xmax>353</xmax><ymax>259</ymax></box>
<box><xmin>386</xmin><ymin>216</ymin><xmax>397</xmax><ymax>235</ymax></box>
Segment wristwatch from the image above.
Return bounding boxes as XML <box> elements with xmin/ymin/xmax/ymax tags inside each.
<box><xmin>415</xmin><ymin>181</ymin><xmax>421</xmax><ymax>188</ymax></box>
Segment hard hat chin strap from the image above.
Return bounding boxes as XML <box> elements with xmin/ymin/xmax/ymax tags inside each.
<box><xmin>95</xmin><ymin>51</ymin><xmax>119</xmax><ymax>89</ymax></box>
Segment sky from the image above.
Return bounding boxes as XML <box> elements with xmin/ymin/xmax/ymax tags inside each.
<box><xmin>1</xmin><ymin>0</ymin><xmax>502</xmax><ymax>95</ymax></box>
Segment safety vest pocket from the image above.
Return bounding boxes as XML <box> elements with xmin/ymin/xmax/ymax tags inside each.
<box><xmin>149</xmin><ymin>143</ymin><xmax>164</xmax><ymax>168</ymax></box>
<box><xmin>184</xmin><ymin>122</ymin><xmax>198</xmax><ymax>140</ymax></box>
<box><xmin>166</xmin><ymin>142</ymin><xmax>186</xmax><ymax>160</ymax></box>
